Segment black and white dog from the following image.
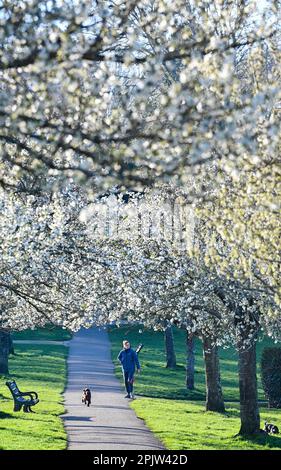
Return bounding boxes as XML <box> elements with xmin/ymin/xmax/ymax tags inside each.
<box><xmin>82</xmin><ymin>388</ymin><xmax>92</xmax><ymax>407</ymax></box>
<box><xmin>264</xmin><ymin>421</ymin><xmax>279</xmax><ymax>434</ymax></box>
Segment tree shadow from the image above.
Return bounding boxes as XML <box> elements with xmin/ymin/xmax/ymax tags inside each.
<box><xmin>264</xmin><ymin>434</ymin><xmax>281</xmax><ymax>448</ymax></box>
<box><xmin>0</xmin><ymin>411</ymin><xmax>14</xmax><ymax>419</ymax></box>
<box><xmin>235</xmin><ymin>432</ymin><xmax>281</xmax><ymax>449</ymax></box>
<box><xmin>63</xmin><ymin>416</ymin><xmax>92</xmax><ymax>422</ymax></box>
<box><xmin>224</xmin><ymin>408</ymin><xmax>241</xmax><ymax>418</ymax></box>
<box><xmin>137</xmin><ymin>388</ymin><xmax>205</xmax><ymax>401</ymax></box>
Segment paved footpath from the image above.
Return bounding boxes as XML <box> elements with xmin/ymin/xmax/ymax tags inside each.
<box><xmin>62</xmin><ymin>327</ymin><xmax>165</xmax><ymax>450</ymax></box>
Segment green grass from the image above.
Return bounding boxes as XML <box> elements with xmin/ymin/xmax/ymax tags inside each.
<box><xmin>131</xmin><ymin>398</ymin><xmax>281</xmax><ymax>450</ymax></box>
<box><xmin>12</xmin><ymin>326</ymin><xmax>72</xmax><ymax>341</ymax></box>
<box><xmin>0</xmin><ymin>344</ymin><xmax>68</xmax><ymax>450</ymax></box>
<box><xmin>109</xmin><ymin>325</ymin><xmax>281</xmax><ymax>450</ymax></box>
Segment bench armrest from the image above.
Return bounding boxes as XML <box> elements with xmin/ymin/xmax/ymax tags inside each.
<box><xmin>20</xmin><ymin>391</ymin><xmax>38</xmax><ymax>400</ymax></box>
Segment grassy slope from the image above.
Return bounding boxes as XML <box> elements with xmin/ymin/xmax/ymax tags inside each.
<box><xmin>109</xmin><ymin>325</ymin><xmax>281</xmax><ymax>450</ymax></box>
<box><xmin>0</xmin><ymin>344</ymin><xmax>67</xmax><ymax>450</ymax></box>
<box><xmin>12</xmin><ymin>327</ymin><xmax>72</xmax><ymax>341</ymax></box>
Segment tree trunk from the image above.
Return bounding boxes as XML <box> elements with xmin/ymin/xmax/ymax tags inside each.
<box><xmin>186</xmin><ymin>331</ymin><xmax>195</xmax><ymax>390</ymax></box>
<box><xmin>212</xmin><ymin>289</ymin><xmax>261</xmax><ymax>435</ymax></box>
<box><xmin>203</xmin><ymin>336</ymin><xmax>225</xmax><ymax>412</ymax></box>
<box><xmin>238</xmin><ymin>339</ymin><xmax>260</xmax><ymax>435</ymax></box>
<box><xmin>0</xmin><ymin>331</ymin><xmax>10</xmax><ymax>375</ymax></box>
<box><xmin>164</xmin><ymin>323</ymin><xmax>177</xmax><ymax>369</ymax></box>
<box><xmin>8</xmin><ymin>333</ymin><xmax>15</xmax><ymax>355</ymax></box>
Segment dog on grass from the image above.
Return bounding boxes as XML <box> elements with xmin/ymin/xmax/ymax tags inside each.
<box><xmin>264</xmin><ymin>421</ymin><xmax>279</xmax><ymax>434</ymax></box>
<box><xmin>82</xmin><ymin>388</ymin><xmax>92</xmax><ymax>407</ymax></box>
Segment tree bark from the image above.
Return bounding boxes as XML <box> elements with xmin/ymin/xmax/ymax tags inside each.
<box><xmin>213</xmin><ymin>288</ymin><xmax>261</xmax><ymax>435</ymax></box>
<box><xmin>0</xmin><ymin>330</ymin><xmax>10</xmax><ymax>375</ymax></box>
<box><xmin>238</xmin><ymin>339</ymin><xmax>260</xmax><ymax>435</ymax></box>
<box><xmin>186</xmin><ymin>331</ymin><xmax>195</xmax><ymax>390</ymax></box>
<box><xmin>164</xmin><ymin>323</ymin><xmax>177</xmax><ymax>369</ymax></box>
<box><xmin>203</xmin><ymin>336</ymin><xmax>225</xmax><ymax>412</ymax></box>
<box><xmin>8</xmin><ymin>333</ymin><xmax>15</xmax><ymax>355</ymax></box>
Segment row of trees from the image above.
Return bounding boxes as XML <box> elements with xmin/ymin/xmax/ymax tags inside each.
<box><xmin>2</xmin><ymin>184</ymin><xmax>276</xmax><ymax>435</ymax></box>
<box><xmin>0</xmin><ymin>0</ymin><xmax>280</xmax><ymax>439</ymax></box>
<box><xmin>85</xmin><ymin>196</ymin><xmax>279</xmax><ymax>435</ymax></box>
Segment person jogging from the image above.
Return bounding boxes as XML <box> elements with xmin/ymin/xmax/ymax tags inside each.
<box><xmin>117</xmin><ymin>340</ymin><xmax>141</xmax><ymax>399</ymax></box>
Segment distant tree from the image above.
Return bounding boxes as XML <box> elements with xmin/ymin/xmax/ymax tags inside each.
<box><xmin>186</xmin><ymin>331</ymin><xmax>195</xmax><ymax>390</ymax></box>
<box><xmin>261</xmin><ymin>348</ymin><xmax>281</xmax><ymax>409</ymax></box>
<box><xmin>164</xmin><ymin>321</ymin><xmax>177</xmax><ymax>369</ymax></box>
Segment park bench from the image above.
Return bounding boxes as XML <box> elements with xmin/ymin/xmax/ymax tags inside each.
<box><xmin>6</xmin><ymin>380</ymin><xmax>39</xmax><ymax>412</ymax></box>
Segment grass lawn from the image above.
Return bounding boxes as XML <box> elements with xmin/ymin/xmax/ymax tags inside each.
<box><xmin>109</xmin><ymin>325</ymin><xmax>281</xmax><ymax>450</ymax></box>
<box><xmin>12</xmin><ymin>326</ymin><xmax>72</xmax><ymax>341</ymax></box>
<box><xmin>0</xmin><ymin>344</ymin><xmax>68</xmax><ymax>450</ymax></box>
<box><xmin>131</xmin><ymin>398</ymin><xmax>281</xmax><ymax>450</ymax></box>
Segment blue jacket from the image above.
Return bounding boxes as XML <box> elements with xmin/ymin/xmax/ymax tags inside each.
<box><xmin>117</xmin><ymin>348</ymin><xmax>140</xmax><ymax>373</ymax></box>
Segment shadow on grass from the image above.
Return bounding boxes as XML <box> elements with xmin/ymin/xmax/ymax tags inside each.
<box><xmin>235</xmin><ymin>432</ymin><xmax>281</xmax><ymax>449</ymax></box>
<box><xmin>11</xmin><ymin>373</ymin><xmax>63</xmax><ymax>384</ymax></box>
<box><xmin>264</xmin><ymin>435</ymin><xmax>281</xmax><ymax>448</ymax></box>
<box><xmin>0</xmin><ymin>411</ymin><xmax>14</xmax><ymax>419</ymax></box>
<box><xmin>224</xmin><ymin>408</ymin><xmax>241</xmax><ymax>418</ymax></box>
<box><xmin>135</xmin><ymin>389</ymin><xmax>206</xmax><ymax>401</ymax></box>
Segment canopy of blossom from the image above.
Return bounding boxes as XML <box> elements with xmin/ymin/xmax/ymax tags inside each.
<box><xmin>0</xmin><ymin>187</ymin><xmax>108</xmax><ymax>331</ymax></box>
<box><xmin>0</xmin><ymin>0</ymin><xmax>280</xmax><ymax>196</ymax></box>
<box><xmin>197</xmin><ymin>162</ymin><xmax>281</xmax><ymax>312</ymax></box>
<box><xmin>87</xmin><ymin>235</ymin><xmax>281</xmax><ymax>347</ymax></box>
<box><xmin>0</xmin><ymin>0</ymin><xmax>280</xmax><ymax>342</ymax></box>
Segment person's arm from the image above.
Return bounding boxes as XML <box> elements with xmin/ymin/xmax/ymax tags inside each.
<box><xmin>117</xmin><ymin>350</ymin><xmax>123</xmax><ymax>363</ymax></box>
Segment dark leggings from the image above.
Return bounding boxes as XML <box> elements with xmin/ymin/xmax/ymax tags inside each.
<box><xmin>123</xmin><ymin>370</ymin><xmax>134</xmax><ymax>394</ymax></box>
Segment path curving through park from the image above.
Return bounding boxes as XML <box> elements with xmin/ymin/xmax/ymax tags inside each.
<box><xmin>62</xmin><ymin>327</ymin><xmax>165</xmax><ymax>450</ymax></box>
